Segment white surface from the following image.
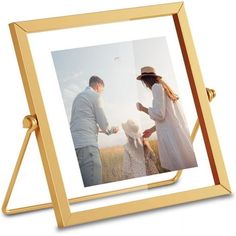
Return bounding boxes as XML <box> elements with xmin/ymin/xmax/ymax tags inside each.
<box><xmin>0</xmin><ymin>0</ymin><xmax>235</xmax><ymax>235</ymax></box>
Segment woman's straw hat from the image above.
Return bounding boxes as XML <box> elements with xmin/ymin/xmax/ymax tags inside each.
<box><xmin>136</xmin><ymin>66</ymin><xmax>160</xmax><ymax>80</ymax></box>
<box><xmin>122</xmin><ymin>119</ymin><xmax>140</xmax><ymax>139</ymax></box>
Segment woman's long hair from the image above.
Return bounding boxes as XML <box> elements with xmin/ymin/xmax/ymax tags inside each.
<box><xmin>141</xmin><ymin>74</ymin><xmax>179</xmax><ymax>102</ymax></box>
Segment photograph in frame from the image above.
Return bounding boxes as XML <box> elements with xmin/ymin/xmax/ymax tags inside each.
<box><xmin>51</xmin><ymin>36</ymin><xmax>198</xmax><ymax>188</ymax></box>
<box><xmin>2</xmin><ymin>2</ymin><xmax>230</xmax><ymax>228</ymax></box>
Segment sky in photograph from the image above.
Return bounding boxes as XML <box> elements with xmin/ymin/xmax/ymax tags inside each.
<box><xmin>51</xmin><ymin>37</ymin><xmax>178</xmax><ymax>148</ymax></box>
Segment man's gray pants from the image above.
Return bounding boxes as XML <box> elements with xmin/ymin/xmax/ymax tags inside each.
<box><xmin>75</xmin><ymin>146</ymin><xmax>103</xmax><ymax>187</ymax></box>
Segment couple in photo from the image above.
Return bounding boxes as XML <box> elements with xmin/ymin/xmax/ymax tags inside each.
<box><xmin>70</xmin><ymin>66</ymin><xmax>197</xmax><ymax>187</ymax></box>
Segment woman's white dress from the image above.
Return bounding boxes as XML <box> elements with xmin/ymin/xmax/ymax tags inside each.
<box><xmin>148</xmin><ymin>83</ymin><xmax>197</xmax><ymax>171</ymax></box>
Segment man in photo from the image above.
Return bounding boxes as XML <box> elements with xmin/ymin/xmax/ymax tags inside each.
<box><xmin>70</xmin><ymin>76</ymin><xmax>119</xmax><ymax>187</ymax></box>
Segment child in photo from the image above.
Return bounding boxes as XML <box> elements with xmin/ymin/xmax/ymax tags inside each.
<box><xmin>122</xmin><ymin>119</ymin><xmax>159</xmax><ymax>179</ymax></box>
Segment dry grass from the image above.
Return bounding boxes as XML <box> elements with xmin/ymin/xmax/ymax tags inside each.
<box><xmin>149</xmin><ymin>140</ymin><xmax>169</xmax><ymax>173</ymax></box>
<box><xmin>100</xmin><ymin>145</ymin><xmax>124</xmax><ymax>183</ymax></box>
<box><xmin>100</xmin><ymin>140</ymin><xmax>167</xmax><ymax>183</ymax></box>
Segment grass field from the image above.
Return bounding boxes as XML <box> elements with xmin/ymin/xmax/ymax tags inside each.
<box><xmin>100</xmin><ymin>145</ymin><xmax>124</xmax><ymax>183</ymax></box>
<box><xmin>100</xmin><ymin>140</ymin><xmax>164</xmax><ymax>183</ymax></box>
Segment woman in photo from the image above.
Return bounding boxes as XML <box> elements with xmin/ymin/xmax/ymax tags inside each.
<box><xmin>122</xmin><ymin>119</ymin><xmax>159</xmax><ymax>179</ymax></box>
<box><xmin>136</xmin><ymin>66</ymin><xmax>197</xmax><ymax>171</ymax></box>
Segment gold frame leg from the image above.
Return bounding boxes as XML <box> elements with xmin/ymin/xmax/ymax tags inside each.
<box><xmin>2</xmin><ymin>88</ymin><xmax>216</xmax><ymax>215</ymax></box>
<box><xmin>2</xmin><ymin>115</ymin><xmax>38</xmax><ymax>214</ymax></box>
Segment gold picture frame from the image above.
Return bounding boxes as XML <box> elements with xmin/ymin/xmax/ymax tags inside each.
<box><xmin>2</xmin><ymin>2</ymin><xmax>231</xmax><ymax>228</ymax></box>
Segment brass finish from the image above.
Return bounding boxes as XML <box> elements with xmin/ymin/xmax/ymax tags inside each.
<box><xmin>14</xmin><ymin>2</ymin><xmax>183</xmax><ymax>33</ymax></box>
<box><xmin>191</xmin><ymin>88</ymin><xmax>216</xmax><ymax>141</ymax></box>
<box><xmin>2</xmin><ymin>115</ymin><xmax>38</xmax><ymax>215</ymax></box>
<box><xmin>206</xmin><ymin>88</ymin><xmax>216</xmax><ymax>101</ymax></box>
<box><xmin>3</xmin><ymin>2</ymin><xmax>230</xmax><ymax>227</ymax></box>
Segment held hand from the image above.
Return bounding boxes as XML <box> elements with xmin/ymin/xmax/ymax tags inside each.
<box><xmin>142</xmin><ymin>128</ymin><xmax>153</xmax><ymax>138</ymax></box>
<box><xmin>112</xmin><ymin>126</ymin><xmax>119</xmax><ymax>134</ymax></box>
<box><xmin>137</xmin><ymin>102</ymin><xmax>149</xmax><ymax>115</ymax></box>
<box><xmin>136</xmin><ymin>102</ymin><xmax>144</xmax><ymax>111</ymax></box>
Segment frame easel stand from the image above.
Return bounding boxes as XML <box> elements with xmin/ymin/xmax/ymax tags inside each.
<box><xmin>2</xmin><ymin>88</ymin><xmax>216</xmax><ymax>215</ymax></box>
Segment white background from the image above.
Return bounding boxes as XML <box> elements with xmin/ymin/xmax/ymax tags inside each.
<box><xmin>0</xmin><ymin>0</ymin><xmax>235</xmax><ymax>235</ymax></box>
